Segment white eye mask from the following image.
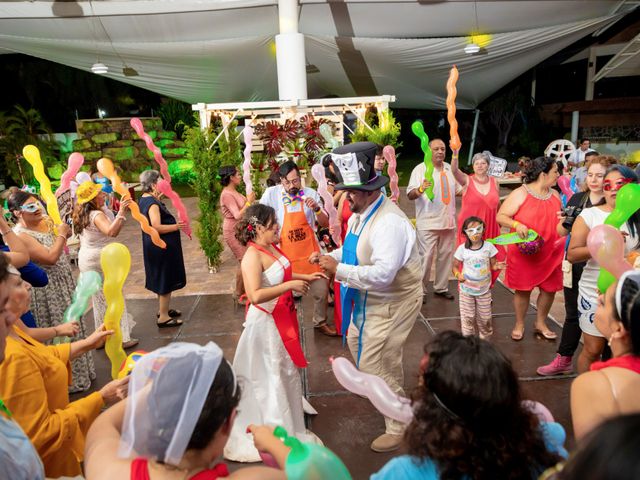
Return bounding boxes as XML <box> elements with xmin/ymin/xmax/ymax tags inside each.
<box><xmin>465</xmin><ymin>225</ymin><xmax>484</xmax><ymax>237</ymax></box>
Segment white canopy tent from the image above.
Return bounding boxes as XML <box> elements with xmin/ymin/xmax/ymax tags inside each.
<box><xmin>0</xmin><ymin>1</ymin><xmax>636</xmax><ymax>109</ymax></box>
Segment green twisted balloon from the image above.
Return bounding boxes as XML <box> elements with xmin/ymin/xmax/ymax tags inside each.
<box><xmin>55</xmin><ymin>270</ymin><xmax>102</xmax><ymax>344</ymax></box>
<box><xmin>411</xmin><ymin>120</ymin><xmax>434</xmax><ymax>201</ymax></box>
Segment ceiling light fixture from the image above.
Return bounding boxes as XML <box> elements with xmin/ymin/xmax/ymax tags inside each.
<box><xmin>91</xmin><ymin>62</ymin><xmax>108</xmax><ymax>74</ymax></box>
<box><xmin>464</xmin><ymin>43</ymin><xmax>480</xmax><ymax>55</ymax></box>
<box><xmin>465</xmin><ymin>1</ymin><xmax>482</xmax><ymax>55</ymax></box>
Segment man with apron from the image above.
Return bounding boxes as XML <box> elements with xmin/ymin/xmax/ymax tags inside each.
<box><xmin>260</xmin><ymin>160</ymin><xmax>338</xmax><ymax>336</ymax></box>
<box><xmin>312</xmin><ymin>142</ymin><xmax>423</xmax><ymax>453</ymax></box>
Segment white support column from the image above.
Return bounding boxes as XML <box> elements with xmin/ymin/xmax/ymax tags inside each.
<box><xmin>276</xmin><ymin>0</ymin><xmax>307</xmax><ymax>101</ymax></box>
<box><xmin>571</xmin><ymin>111</ymin><xmax>580</xmax><ymax>145</ymax></box>
<box><xmin>585</xmin><ymin>47</ymin><xmax>596</xmax><ymax>101</ymax></box>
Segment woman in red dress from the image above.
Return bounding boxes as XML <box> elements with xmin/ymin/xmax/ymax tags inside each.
<box><xmin>219</xmin><ymin>165</ymin><xmax>255</xmax><ymax>303</ymax></box>
<box><xmin>451</xmin><ymin>151</ymin><xmax>505</xmax><ymax>283</ymax></box>
<box><xmin>497</xmin><ymin>157</ymin><xmax>565</xmax><ymax>341</ymax></box>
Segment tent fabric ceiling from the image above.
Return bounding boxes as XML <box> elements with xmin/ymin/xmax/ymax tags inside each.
<box><xmin>0</xmin><ymin>1</ymin><xmax>631</xmax><ymax>108</ymax></box>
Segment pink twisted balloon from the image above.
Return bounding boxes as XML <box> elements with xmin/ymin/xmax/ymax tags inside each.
<box><xmin>157</xmin><ymin>179</ymin><xmax>192</xmax><ymax>240</ymax></box>
<box><xmin>242</xmin><ymin>126</ymin><xmax>254</xmax><ymax>196</ymax></box>
<box><xmin>56</xmin><ymin>153</ymin><xmax>84</xmax><ymax>197</ymax></box>
<box><xmin>383</xmin><ymin>145</ymin><xmax>399</xmax><ymax>203</ymax></box>
<box><xmin>311</xmin><ymin>163</ymin><xmax>341</xmax><ymax>246</ymax></box>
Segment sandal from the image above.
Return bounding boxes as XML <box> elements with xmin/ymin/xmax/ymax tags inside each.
<box><xmin>156</xmin><ymin>309</ymin><xmax>182</xmax><ymax>319</ymax></box>
<box><xmin>511</xmin><ymin>326</ymin><xmax>525</xmax><ymax>341</ymax></box>
<box><xmin>534</xmin><ymin>328</ymin><xmax>557</xmax><ymax>341</ymax></box>
<box><xmin>156</xmin><ymin>317</ymin><xmax>183</xmax><ymax>328</ymax></box>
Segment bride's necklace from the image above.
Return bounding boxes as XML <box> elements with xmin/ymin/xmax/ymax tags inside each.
<box><xmin>524</xmin><ymin>184</ymin><xmax>552</xmax><ymax>201</ymax></box>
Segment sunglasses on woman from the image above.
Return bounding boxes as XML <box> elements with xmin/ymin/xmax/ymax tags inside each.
<box><xmin>19</xmin><ymin>203</ymin><xmax>42</xmax><ymax>213</ymax></box>
<box><xmin>603</xmin><ymin>178</ymin><xmax>633</xmax><ymax>192</ymax></box>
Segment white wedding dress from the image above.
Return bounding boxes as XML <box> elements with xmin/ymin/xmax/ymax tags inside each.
<box><xmin>224</xmin><ymin>255</ymin><xmax>317</xmax><ymax>462</ymax></box>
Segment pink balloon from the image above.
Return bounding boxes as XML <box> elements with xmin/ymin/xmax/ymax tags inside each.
<box><xmin>311</xmin><ymin>163</ymin><xmax>341</xmax><ymax>246</ymax></box>
<box><xmin>157</xmin><ymin>179</ymin><xmax>192</xmax><ymax>240</ymax></box>
<box><xmin>56</xmin><ymin>153</ymin><xmax>85</xmax><ymax>197</ymax></box>
<box><xmin>587</xmin><ymin>224</ymin><xmax>633</xmax><ymax>280</ymax></box>
<box><xmin>522</xmin><ymin>400</ymin><xmax>554</xmax><ymax>423</ymax></box>
<box><xmin>558</xmin><ymin>175</ymin><xmax>574</xmax><ymax>202</ymax></box>
<box><xmin>331</xmin><ymin>356</ymin><xmax>413</xmax><ymax>424</ymax></box>
<box><xmin>242</xmin><ymin>126</ymin><xmax>254</xmax><ymax>196</ymax></box>
<box><xmin>383</xmin><ymin>146</ymin><xmax>400</xmax><ymax>203</ymax></box>
<box><xmin>259</xmin><ymin>451</ymin><xmax>279</xmax><ymax>468</ymax></box>
<box><xmin>130</xmin><ymin>117</ymin><xmax>171</xmax><ymax>182</ymax></box>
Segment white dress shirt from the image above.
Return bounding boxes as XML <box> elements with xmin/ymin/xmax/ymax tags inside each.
<box><xmin>407</xmin><ymin>162</ymin><xmax>462</xmax><ymax>230</ymax></box>
<box><xmin>260</xmin><ymin>185</ymin><xmax>322</xmax><ymax>228</ymax></box>
<box><xmin>328</xmin><ymin>196</ymin><xmax>416</xmax><ymax>291</ymax></box>
<box><xmin>566</xmin><ymin>148</ymin><xmax>595</xmax><ymax>168</ymax></box>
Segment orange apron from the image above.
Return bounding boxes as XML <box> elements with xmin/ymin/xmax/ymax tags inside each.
<box><xmin>280</xmin><ymin>203</ymin><xmax>321</xmax><ymax>275</ymax></box>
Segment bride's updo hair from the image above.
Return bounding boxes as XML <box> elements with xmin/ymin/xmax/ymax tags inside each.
<box><xmin>518</xmin><ymin>156</ymin><xmax>555</xmax><ymax>184</ymax></box>
<box><xmin>235</xmin><ymin>204</ymin><xmax>277</xmax><ymax>246</ymax></box>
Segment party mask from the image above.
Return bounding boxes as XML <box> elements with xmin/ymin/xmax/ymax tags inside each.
<box><xmin>603</xmin><ymin>178</ymin><xmax>633</xmax><ymax>192</ymax></box>
<box><xmin>19</xmin><ymin>202</ymin><xmax>41</xmax><ymax>213</ymax></box>
<box><xmin>465</xmin><ymin>225</ymin><xmax>484</xmax><ymax>237</ymax></box>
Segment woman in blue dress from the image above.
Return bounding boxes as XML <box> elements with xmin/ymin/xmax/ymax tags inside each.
<box><xmin>137</xmin><ymin>170</ymin><xmax>186</xmax><ymax>327</ymax></box>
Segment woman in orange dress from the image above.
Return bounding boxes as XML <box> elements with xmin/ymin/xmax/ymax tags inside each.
<box><xmin>219</xmin><ymin>165</ymin><xmax>256</xmax><ymax>302</ymax></box>
<box><xmin>497</xmin><ymin>156</ymin><xmax>565</xmax><ymax>341</ymax></box>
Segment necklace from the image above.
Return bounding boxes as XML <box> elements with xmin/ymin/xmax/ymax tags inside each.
<box><xmin>524</xmin><ymin>184</ymin><xmax>552</xmax><ymax>201</ymax></box>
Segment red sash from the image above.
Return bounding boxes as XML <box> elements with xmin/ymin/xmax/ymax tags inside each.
<box><xmin>247</xmin><ymin>242</ymin><xmax>308</xmax><ymax>368</ymax></box>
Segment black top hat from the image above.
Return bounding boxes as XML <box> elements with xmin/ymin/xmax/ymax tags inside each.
<box><xmin>330</xmin><ymin>142</ymin><xmax>389</xmax><ymax>192</ymax></box>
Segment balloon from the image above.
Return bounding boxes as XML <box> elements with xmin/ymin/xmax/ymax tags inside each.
<box><xmin>487</xmin><ymin>230</ymin><xmax>539</xmax><ymax>245</ymax></box>
<box><xmin>242</xmin><ymin>126</ymin><xmax>254</xmax><ymax>196</ymax></box>
<box><xmin>446</xmin><ymin>66</ymin><xmax>462</xmax><ymax>151</ymax></box>
<box><xmin>604</xmin><ymin>183</ymin><xmax>640</xmax><ymax>229</ymax></box>
<box><xmin>331</xmin><ymin>356</ymin><xmax>413</xmax><ymax>424</ymax></box>
<box><xmin>319</xmin><ymin>123</ymin><xmax>339</xmax><ymax>150</ymax></box>
<box><xmin>587</xmin><ymin>224</ymin><xmax>633</xmax><ymax>293</ymax></box>
<box><xmin>55</xmin><ymin>271</ymin><xmax>103</xmax><ymax>344</ymax></box>
<box><xmin>522</xmin><ymin>400</ymin><xmax>555</xmax><ymax>423</ymax></box>
<box><xmin>75</xmin><ymin>172</ymin><xmax>92</xmax><ymax>184</ymax></box>
<box><xmin>155</xmin><ymin>179</ymin><xmax>192</xmax><ymax>239</ymax></box>
<box><xmin>97</xmin><ymin>158</ymin><xmax>166</xmax><ymax>249</ymax></box>
<box><xmin>383</xmin><ymin>145</ymin><xmax>400</xmax><ymax>203</ymax></box>
<box><xmin>557</xmin><ymin>176</ymin><xmax>574</xmax><ymax>204</ymax></box>
<box><xmin>22</xmin><ymin>145</ymin><xmax>62</xmax><ymax>226</ymax></box>
<box><xmin>101</xmin><ymin>243</ymin><xmax>130</xmax><ymax>379</ymax></box>
<box><xmin>311</xmin><ymin>163</ymin><xmax>341</xmax><ymax>246</ymax></box>
<box><xmin>411</xmin><ymin>121</ymin><xmax>434</xmax><ymax>201</ymax></box>
<box><xmin>273</xmin><ymin>426</ymin><xmax>351</xmax><ymax>480</ymax></box>
<box><xmin>117</xmin><ymin>350</ymin><xmax>148</xmax><ymax>380</ymax></box>
<box><xmin>130</xmin><ymin>118</ymin><xmax>170</xmax><ymax>181</ymax></box>
<box><xmin>55</xmin><ymin>153</ymin><xmax>85</xmax><ymax>197</ymax></box>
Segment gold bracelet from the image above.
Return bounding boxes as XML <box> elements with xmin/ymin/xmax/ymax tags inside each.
<box><xmin>511</xmin><ymin>220</ymin><xmax>520</xmax><ymax>229</ymax></box>
<box><xmin>418</xmin><ymin>187</ymin><xmax>425</xmax><ymax>194</ymax></box>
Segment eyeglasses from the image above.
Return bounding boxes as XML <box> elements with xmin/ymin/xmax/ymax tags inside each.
<box><xmin>281</xmin><ymin>176</ymin><xmax>301</xmax><ymax>187</ymax></box>
<box><xmin>19</xmin><ymin>203</ymin><xmax>41</xmax><ymax>213</ymax></box>
<box><xmin>603</xmin><ymin>178</ymin><xmax>633</xmax><ymax>192</ymax></box>
<box><xmin>465</xmin><ymin>225</ymin><xmax>484</xmax><ymax>236</ymax></box>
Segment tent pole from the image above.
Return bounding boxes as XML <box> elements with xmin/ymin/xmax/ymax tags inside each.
<box><xmin>468</xmin><ymin>109</ymin><xmax>480</xmax><ymax>165</ymax></box>
<box><xmin>276</xmin><ymin>0</ymin><xmax>307</xmax><ymax>101</ymax></box>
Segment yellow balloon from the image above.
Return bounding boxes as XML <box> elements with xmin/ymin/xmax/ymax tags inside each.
<box><xmin>22</xmin><ymin>145</ymin><xmax>62</xmax><ymax>226</ymax></box>
<box><xmin>100</xmin><ymin>243</ymin><xmax>130</xmax><ymax>379</ymax></box>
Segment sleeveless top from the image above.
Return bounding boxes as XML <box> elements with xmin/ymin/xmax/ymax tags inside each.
<box><xmin>130</xmin><ymin>458</ymin><xmax>229</xmax><ymax>479</ymax></box>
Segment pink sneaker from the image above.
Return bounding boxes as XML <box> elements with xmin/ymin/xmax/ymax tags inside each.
<box><xmin>536</xmin><ymin>354</ymin><xmax>573</xmax><ymax>376</ymax></box>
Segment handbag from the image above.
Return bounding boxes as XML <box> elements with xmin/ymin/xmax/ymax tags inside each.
<box><xmin>562</xmin><ymin>193</ymin><xmax>590</xmax><ymax>289</ymax></box>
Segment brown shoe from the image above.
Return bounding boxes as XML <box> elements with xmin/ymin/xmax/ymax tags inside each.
<box><xmin>370</xmin><ymin>433</ymin><xmax>403</xmax><ymax>453</ymax></box>
<box><xmin>123</xmin><ymin>338</ymin><xmax>139</xmax><ymax>349</ymax></box>
<box><xmin>316</xmin><ymin>323</ymin><xmax>340</xmax><ymax>337</ymax></box>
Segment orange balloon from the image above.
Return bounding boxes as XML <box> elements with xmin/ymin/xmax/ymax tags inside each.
<box><xmin>96</xmin><ymin>158</ymin><xmax>166</xmax><ymax>249</ymax></box>
<box><xmin>446</xmin><ymin>66</ymin><xmax>462</xmax><ymax>152</ymax></box>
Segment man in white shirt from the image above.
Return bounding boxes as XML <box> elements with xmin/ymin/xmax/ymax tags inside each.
<box><xmin>407</xmin><ymin>138</ymin><xmax>462</xmax><ymax>301</ymax></box>
<box><xmin>313</xmin><ymin>142</ymin><xmax>423</xmax><ymax>453</ymax></box>
<box><xmin>260</xmin><ymin>160</ymin><xmax>338</xmax><ymax>336</ymax></box>
<box><xmin>567</xmin><ymin>138</ymin><xmax>595</xmax><ymax>169</ymax></box>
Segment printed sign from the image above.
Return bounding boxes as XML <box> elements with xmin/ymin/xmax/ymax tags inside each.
<box><xmin>484</xmin><ymin>151</ymin><xmax>507</xmax><ymax>178</ymax></box>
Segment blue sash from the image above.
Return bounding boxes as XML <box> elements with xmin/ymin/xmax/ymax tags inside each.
<box><xmin>340</xmin><ymin>196</ymin><xmax>384</xmax><ymax>365</ymax></box>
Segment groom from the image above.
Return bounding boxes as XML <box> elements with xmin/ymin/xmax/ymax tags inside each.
<box><xmin>312</xmin><ymin>142</ymin><xmax>423</xmax><ymax>452</ymax></box>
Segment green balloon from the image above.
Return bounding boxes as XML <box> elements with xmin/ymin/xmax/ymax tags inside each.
<box><xmin>56</xmin><ymin>271</ymin><xmax>102</xmax><ymax>343</ymax></box>
<box><xmin>411</xmin><ymin>120</ymin><xmax>434</xmax><ymax>201</ymax></box>
<box><xmin>274</xmin><ymin>426</ymin><xmax>352</xmax><ymax>480</ymax></box>
<box><xmin>604</xmin><ymin>183</ymin><xmax>640</xmax><ymax>228</ymax></box>
<box><xmin>597</xmin><ymin>269</ymin><xmax>617</xmax><ymax>294</ymax></box>
<box><xmin>487</xmin><ymin>230</ymin><xmax>539</xmax><ymax>245</ymax></box>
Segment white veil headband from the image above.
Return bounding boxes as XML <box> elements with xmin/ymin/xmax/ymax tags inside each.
<box><xmin>118</xmin><ymin>342</ymin><xmax>225</xmax><ymax>466</ymax></box>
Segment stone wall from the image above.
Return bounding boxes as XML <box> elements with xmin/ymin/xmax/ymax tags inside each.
<box><xmin>72</xmin><ymin>117</ymin><xmax>188</xmax><ymax>182</ymax></box>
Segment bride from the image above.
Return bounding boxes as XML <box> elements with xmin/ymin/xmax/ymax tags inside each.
<box><xmin>224</xmin><ymin>204</ymin><xmax>324</xmax><ymax>462</ymax></box>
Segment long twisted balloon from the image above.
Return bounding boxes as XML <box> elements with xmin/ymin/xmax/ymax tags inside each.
<box><xmin>101</xmin><ymin>243</ymin><xmax>130</xmax><ymax>379</ymax></box>
<box><xmin>446</xmin><ymin>65</ymin><xmax>462</xmax><ymax>151</ymax></box>
<box><xmin>22</xmin><ymin>145</ymin><xmax>63</xmax><ymax>225</ymax></box>
<box><xmin>383</xmin><ymin>145</ymin><xmax>399</xmax><ymax>203</ymax></box>
<box><xmin>410</xmin><ymin>121</ymin><xmax>434</xmax><ymax>201</ymax></box>
<box><xmin>311</xmin><ymin>163</ymin><xmax>341</xmax><ymax>246</ymax></box>
<box><xmin>55</xmin><ymin>270</ymin><xmax>102</xmax><ymax>344</ymax></box>
<box><xmin>97</xmin><ymin>158</ymin><xmax>166</xmax><ymax>248</ymax></box>
<box><xmin>131</xmin><ymin>118</ymin><xmax>192</xmax><ymax>238</ymax></box>
<box><xmin>55</xmin><ymin>152</ymin><xmax>84</xmax><ymax>197</ymax></box>
<box><xmin>242</xmin><ymin>126</ymin><xmax>254</xmax><ymax>196</ymax></box>
<box><xmin>319</xmin><ymin>123</ymin><xmax>339</xmax><ymax>149</ymax></box>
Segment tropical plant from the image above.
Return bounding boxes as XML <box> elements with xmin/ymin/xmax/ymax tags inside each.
<box><xmin>0</xmin><ymin>105</ymin><xmax>58</xmax><ymax>185</ymax></box>
<box><xmin>182</xmin><ymin>115</ymin><xmax>241</xmax><ymax>269</ymax></box>
<box><xmin>349</xmin><ymin>108</ymin><xmax>402</xmax><ymax>150</ymax></box>
<box><xmin>157</xmin><ymin>98</ymin><xmax>196</xmax><ymax>140</ymax></box>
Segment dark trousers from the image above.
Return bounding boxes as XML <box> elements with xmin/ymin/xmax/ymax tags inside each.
<box><xmin>557</xmin><ymin>263</ymin><xmax>584</xmax><ymax>357</ymax></box>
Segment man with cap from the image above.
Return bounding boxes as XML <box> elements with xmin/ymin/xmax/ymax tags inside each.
<box><xmin>407</xmin><ymin>138</ymin><xmax>462</xmax><ymax>301</ymax></box>
<box><xmin>260</xmin><ymin>159</ymin><xmax>338</xmax><ymax>336</ymax></box>
<box><xmin>311</xmin><ymin>142</ymin><xmax>423</xmax><ymax>452</ymax></box>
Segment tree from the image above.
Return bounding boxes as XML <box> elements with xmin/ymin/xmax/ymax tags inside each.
<box><xmin>484</xmin><ymin>84</ymin><xmax>529</xmax><ymax>153</ymax></box>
